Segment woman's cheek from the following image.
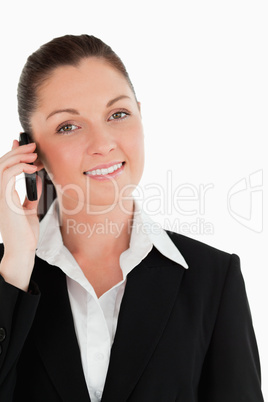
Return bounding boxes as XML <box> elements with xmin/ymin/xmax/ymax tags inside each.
<box><xmin>126</xmin><ymin>125</ymin><xmax>144</xmax><ymax>149</ymax></box>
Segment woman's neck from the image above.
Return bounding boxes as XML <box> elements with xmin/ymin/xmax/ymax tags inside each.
<box><xmin>58</xmin><ymin>196</ymin><xmax>134</xmax><ymax>262</ymax></box>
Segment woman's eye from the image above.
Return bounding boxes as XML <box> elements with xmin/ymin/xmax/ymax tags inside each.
<box><xmin>108</xmin><ymin>111</ymin><xmax>129</xmax><ymax>121</ymax></box>
<box><xmin>57</xmin><ymin>124</ymin><xmax>78</xmax><ymax>134</ymax></box>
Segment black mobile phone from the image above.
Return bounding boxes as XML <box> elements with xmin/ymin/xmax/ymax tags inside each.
<box><xmin>19</xmin><ymin>132</ymin><xmax>38</xmax><ymax>201</ymax></box>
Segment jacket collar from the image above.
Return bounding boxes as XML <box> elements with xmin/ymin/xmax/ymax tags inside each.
<box><xmin>102</xmin><ymin>246</ymin><xmax>186</xmax><ymax>401</ymax></box>
<box><xmin>31</xmin><ymin>257</ymin><xmax>91</xmax><ymax>401</ymax></box>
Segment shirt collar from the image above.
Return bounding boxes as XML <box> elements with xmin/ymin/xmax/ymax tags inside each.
<box><xmin>36</xmin><ymin>199</ymin><xmax>63</xmax><ymax>258</ymax></box>
<box><xmin>128</xmin><ymin>200</ymin><xmax>188</xmax><ymax>269</ymax></box>
<box><xmin>36</xmin><ymin>199</ymin><xmax>188</xmax><ymax>272</ymax></box>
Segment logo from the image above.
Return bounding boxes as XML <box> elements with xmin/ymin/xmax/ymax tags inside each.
<box><xmin>227</xmin><ymin>170</ymin><xmax>263</xmax><ymax>232</ymax></box>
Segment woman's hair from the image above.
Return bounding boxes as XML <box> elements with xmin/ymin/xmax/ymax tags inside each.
<box><xmin>17</xmin><ymin>34</ymin><xmax>136</xmax><ymax>220</ymax></box>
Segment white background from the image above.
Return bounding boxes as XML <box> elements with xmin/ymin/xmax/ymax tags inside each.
<box><xmin>1</xmin><ymin>0</ymin><xmax>267</xmax><ymax>398</ymax></box>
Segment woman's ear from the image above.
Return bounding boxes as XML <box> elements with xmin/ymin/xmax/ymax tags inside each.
<box><xmin>32</xmin><ymin>141</ymin><xmax>45</xmax><ymax>171</ymax></box>
<box><xmin>33</xmin><ymin>155</ymin><xmax>45</xmax><ymax>172</ymax></box>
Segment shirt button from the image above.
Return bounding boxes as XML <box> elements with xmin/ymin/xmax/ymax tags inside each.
<box><xmin>0</xmin><ymin>328</ymin><xmax>6</xmax><ymax>342</ymax></box>
<box><xmin>94</xmin><ymin>352</ymin><xmax>104</xmax><ymax>361</ymax></box>
<box><xmin>95</xmin><ymin>389</ymin><xmax>102</xmax><ymax>400</ymax></box>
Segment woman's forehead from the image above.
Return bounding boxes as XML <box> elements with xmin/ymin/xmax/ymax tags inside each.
<box><xmin>37</xmin><ymin>58</ymin><xmax>133</xmax><ymax>103</ymax></box>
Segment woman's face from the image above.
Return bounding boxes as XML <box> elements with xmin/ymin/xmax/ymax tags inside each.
<box><xmin>30</xmin><ymin>57</ymin><xmax>144</xmax><ymax>211</ymax></box>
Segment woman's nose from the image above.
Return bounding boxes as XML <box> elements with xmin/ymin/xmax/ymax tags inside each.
<box><xmin>86</xmin><ymin>125</ymin><xmax>116</xmax><ymax>156</ymax></box>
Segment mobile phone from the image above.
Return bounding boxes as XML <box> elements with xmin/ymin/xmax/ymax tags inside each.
<box><xmin>19</xmin><ymin>132</ymin><xmax>38</xmax><ymax>201</ymax></box>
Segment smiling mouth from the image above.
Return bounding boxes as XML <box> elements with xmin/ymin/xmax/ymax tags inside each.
<box><xmin>84</xmin><ymin>162</ymin><xmax>125</xmax><ymax>176</ymax></box>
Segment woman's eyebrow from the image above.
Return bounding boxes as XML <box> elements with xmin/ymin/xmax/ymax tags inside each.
<box><xmin>106</xmin><ymin>95</ymin><xmax>131</xmax><ymax>107</ymax></box>
<box><xmin>46</xmin><ymin>95</ymin><xmax>131</xmax><ymax>120</ymax></box>
<box><xmin>46</xmin><ymin>108</ymin><xmax>79</xmax><ymax>120</ymax></box>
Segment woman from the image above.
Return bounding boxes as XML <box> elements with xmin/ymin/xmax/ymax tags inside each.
<box><xmin>0</xmin><ymin>34</ymin><xmax>264</xmax><ymax>401</ymax></box>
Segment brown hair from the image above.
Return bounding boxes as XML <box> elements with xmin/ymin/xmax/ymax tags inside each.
<box><xmin>17</xmin><ymin>34</ymin><xmax>137</xmax><ymax>220</ymax></box>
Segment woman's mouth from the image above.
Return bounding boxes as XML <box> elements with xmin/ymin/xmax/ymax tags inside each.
<box><xmin>83</xmin><ymin>162</ymin><xmax>125</xmax><ymax>180</ymax></box>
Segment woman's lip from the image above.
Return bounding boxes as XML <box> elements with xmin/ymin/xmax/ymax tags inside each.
<box><xmin>84</xmin><ymin>162</ymin><xmax>125</xmax><ymax>180</ymax></box>
<box><xmin>84</xmin><ymin>161</ymin><xmax>124</xmax><ymax>173</ymax></box>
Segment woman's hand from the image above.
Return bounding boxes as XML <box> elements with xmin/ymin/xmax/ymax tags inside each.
<box><xmin>0</xmin><ymin>139</ymin><xmax>43</xmax><ymax>290</ymax></box>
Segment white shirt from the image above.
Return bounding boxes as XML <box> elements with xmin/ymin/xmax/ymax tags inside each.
<box><xmin>36</xmin><ymin>199</ymin><xmax>188</xmax><ymax>402</ymax></box>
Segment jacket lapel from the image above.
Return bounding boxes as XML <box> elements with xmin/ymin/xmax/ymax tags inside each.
<box><xmin>101</xmin><ymin>246</ymin><xmax>186</xmax><ymax>402</ymax></box>
<box><xmin>31</xmin><ymin>257</ymin><xmax>91</xmax><ymax>402</ymax></box>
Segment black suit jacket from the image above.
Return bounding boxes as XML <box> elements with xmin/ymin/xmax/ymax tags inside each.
<box><xmin>0</xmin><ymin>233</ymin><xmax>264</xmax><ymax>401</ymax></box>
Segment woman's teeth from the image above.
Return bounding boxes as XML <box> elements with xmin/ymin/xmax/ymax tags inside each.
<box><xmin>85</xmin><ymin>162</ymin><xmax>123</xmax><ymax>176</ymax></box>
